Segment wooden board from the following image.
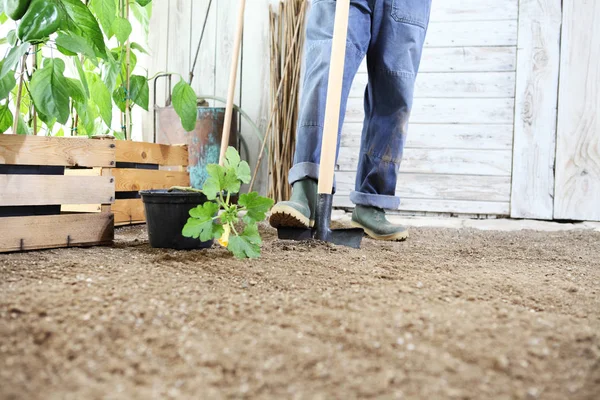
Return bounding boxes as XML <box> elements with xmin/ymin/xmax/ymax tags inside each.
<box><xmin>358</xmin><ymin>47</ymin><xmax>517</xmax><ymax>74</ymax></box>
<box><xmin>344</xmin><ymin>98</ymin><xmax>515</xmax><ymax>125</ymax></box>
<box><xmin>510</xmin><ymin>0</ymin><xmax>561</xmax><ymax>220</ymax></box>
<box><xmin>350</xmin><ymin>72</ymin><xmax>516</xmax><ymax>99</ymax></box>
<box><xmin>425</xmin><ymin>21</ymin><xmax>517</xmax><ymax>47</ymax></box>
<box><xmin>431</xmin><ymin>0</ymin><xmax>518</xmax><ymax>22</ymax></box>
<box><xmin>0</xmin><ymin>135</ymin><xmax>115</xmax><ymax>167</ymax></box>
<box><xmin>333</xmin><ymin>195</ymin><xmax>510</xmax><ymax>215</ymax></box>
<box><xmin>115</xmin><ymin>140</ymin><xmax>188</xmax><ymax>166</ymax></box>
<box><xmin>336</xmin><ymin>148</ymin><xmax>513</xmax><ymax>176</ymax></box>
<box><xmin>190</xmin><ymin>0</ymin><xmax>217</xmax><ymax>102</ymax></box>
<box><xmin>340</xmin><ymin>123</ymin><xmax>513</xmax><ymax>150</ymax></box>
<box><xmin>0</xmin><ymin>213</ymin><xmax>114</xmax><ymax>253</ymax></box>
<box><xmin>113</xmin><ymin>199</ymin><xmax>146</xmax><ymax>226</ymax></box>
<box><xmin>0</xmin><ymin>175</ymin><xmax>114</xmax><ymax>206</ymax></box>
<box><xmin>554</xmin><ymin>0</ymin><xmax>600</xmax><ymax>221</ymax></box>
<box><xmin>112</xmin><ymin>169</ymin><xmax>189</xmax><ymax>192</ymax></box>
<box><xmin>335</xmin><ymin>172</ymin><xmax>511</xmax><ymax>202</ymax></box>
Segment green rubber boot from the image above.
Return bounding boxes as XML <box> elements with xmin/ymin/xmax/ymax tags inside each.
<box><xmin>269</xmin><ymin>178</ymin><xmax>317</xmax><ymax>228</ymax></box>
<box><xmin>351</xmin><ymin>205</ymin><xmax>409</xmax><ymax>241</ymax></box>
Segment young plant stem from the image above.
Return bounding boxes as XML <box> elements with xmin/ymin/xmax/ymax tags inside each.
<box><xmin>32</xmin><ymin>45</ymin><xmax>38</xmax><ymax>135</ymax></box>
<box><xmin>125</xmin><ymin>0</ymin><xmax>132</xmax><ymax>140</ymax></box>
<box><xmin>12</xmin><ymin>52</ymin><xmax>28</xmax><ymax>135</ymax></box>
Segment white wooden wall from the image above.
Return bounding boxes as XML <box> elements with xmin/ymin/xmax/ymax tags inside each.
<box><xmin>143</xmin><ymin>0</ymin><xmax>600</xmax><ymax>221</ymax></box>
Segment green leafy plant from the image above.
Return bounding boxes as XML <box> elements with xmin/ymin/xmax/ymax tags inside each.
<box><xmin>0</xmin><ymin>0</ymin><xmax>198</xmax><ymax>138</ymax></box>
<box><xmin>182</xmin><ymin>147</ymin><xmax>274</xmax><ymax>259</ymax></box>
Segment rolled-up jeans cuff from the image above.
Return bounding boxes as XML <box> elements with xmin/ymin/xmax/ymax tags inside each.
<box><xmin>350</xmin><ymin>191</ymin><xmax>400</xmax><ymax>210</ymax></box>
<box><xmin>289</xmin><ymin>162</ymin><xmax>337</xmax><ymax>191</ymax></box>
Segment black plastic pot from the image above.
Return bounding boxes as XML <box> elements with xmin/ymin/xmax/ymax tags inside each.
<box><xmin>140</xmin><ymin>190</ymin><xmax>213</xmax><ymax>250</ymax></box>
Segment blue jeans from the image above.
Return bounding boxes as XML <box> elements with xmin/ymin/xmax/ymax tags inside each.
<box><xmin>289</xmin><ymin>0</ymin><xmax>432</xmax><ymax>209</ymax></box>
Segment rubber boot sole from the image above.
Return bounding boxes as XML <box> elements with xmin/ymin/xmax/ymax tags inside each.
<box><xmin>269</xmin><ymin>204</ymin><xmax>314</xmax><ymax>229</ymax></box>
<box><xmin>351</xmin><ymin>221</ymin><xmax>409</xmax><ymax>242</ymax></box>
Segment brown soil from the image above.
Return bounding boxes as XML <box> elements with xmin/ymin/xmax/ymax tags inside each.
<box><xmin>1</xmin><ymin>223</ymin><xmax>599</xmax><ymax>400</ymax></box>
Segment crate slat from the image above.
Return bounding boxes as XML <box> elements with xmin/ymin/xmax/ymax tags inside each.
<box><xmin>115</xmin><ymin>141</ymin><xmax>188</xmax><ymax>166</ymax></box>
<box><xmin>112</xmin><ymin>169</ymin><xmax>189</xmax><ymax>192</ymax></box>
<box><xmin>0</xmin><ymin>135</ymin><xmax>115</xmax><ymax>167</ymax></box>
<box><xmin>0</xmin><ymin>213</ymin><xmax>114</xmax><ymax>253</ymax></box>
<box><xmin>0</xmin><ymin>175</ymin><xmax>114</xmax><ymax>206</ymax></box>
<box><xmin>113</xmin><ymin>199</ymin><xmax>146</xmax><ymax>226</ymax></box>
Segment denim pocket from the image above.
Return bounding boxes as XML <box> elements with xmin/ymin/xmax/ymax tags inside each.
<box><xmin>391</xmin><ymin>0</ymin><xmax>431</xmax><ymax>29</ymax></box>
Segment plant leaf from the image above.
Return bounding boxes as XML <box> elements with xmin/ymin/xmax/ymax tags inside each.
<box><xmin>66</xmin><ymin>78</ymin><xmax>86</xmax><ymax>103</ymax></box>
<box><xmin>30</xmin><ymin>59</ymin><xmax>70</xmax><ymax>125</ymax></box>
<box><xmin>74</xmin><ymin>57</ymin><xmax>90</xmax><ymax>98</ymax></box>
<box><xmin>0</xmin><ymin>104</ymin><xmax>13</xmax><ymax>133</ymax></box>
<box><xmin>102</xmin><ymin>53</ymin><xmax>120</xmax><ymax>92</ymax></box>
<box><xmin>92</xmin><ymin>80</ymin><xmax>112</xmax><ymax>127</ymax></box>
<box><xmin>0</xmin><ymin>69</ymin><xmax>16</xmax><ymax>101</ymax></box>
<box><xmin>90</xmin><ymin>0</ymin><xmax>116</xmax><ymax>38</ymax></box>
<box><xmin>55</xmin><ymin>32</ymin><xmax>99</xmax><ymax>62</ymax></box>
<box><xmin>224</xmin><ymin>146</ymin><xmax>251</xmax><ymax>184</ymax></box>
<box><xmin>130</xmin><ymin>42</ymin><xmax>149</xmax><ymax>54</ymax></box>
<box><xmin>129</xmin><ymin>75</ymin><xmax>149</xmax><ymax>111</ymax></box>
<box><xmin>136</xmin><ymin>0</ymin><xmax>152</xmax><ymax>6</ymax></box>
<box><xmin>6</xmin><ymin>29</ymin><xmax>17</xmax><ymax>46</ymax></box>
<box><xmin>202</xmin><ymin>164</ymin><xmax>226</xmax><ymax>200</ymax></box>
<box><xmin>238</xmin><ymin>192</ymin><xmax>274</xmax><ymax>224</ymax></box>
<box><xmin>60</xmin><ymin>0</ymin><xmax>107</xmax><ymax>58</ymax></box>
<box><xmin>182</xmin><ymin>202</ymin><xmax>222</xmax><ymax>242</ymax></box>
<box><xmin>112</xmin><ymin>85</ymin><xmax>127</xmax><ymax>112</ymax></box>
<box><xmin>1</xmin><ymin>42</ymin><xmax>29</xmax><ymax>78</ymax></box>
<box><xmin>228</xmin><ymin>223</ymin><xmax>262</xmax><ymax>259</ymax></box>
<box><xmin>17</xmin><ymin>113</ymin><xmax>29</xmax><ymax>135</ymax></box>
<box><xmin>112</xmin><ymin>17</ymin><xmax>132</xmax><ymax>44</ymax></box>
<box><xmin>172</xmin><ymin>79</ymin><xmax>197</xmax><ymax>132</ymax></box>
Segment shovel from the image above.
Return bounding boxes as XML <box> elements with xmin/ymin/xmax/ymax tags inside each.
<box><xmin>277</xmin><ymin>0</ymin><xmax>364</xmax><ymax>249</ymax></box>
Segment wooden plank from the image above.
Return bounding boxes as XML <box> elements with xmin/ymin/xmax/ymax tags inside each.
<box><xmin>510</xmin><ymin>0</ymin><xmax>561</xmax><ymax>220</ymax></box>
<box><xmin>115</xmin><ymin>140</ymin><xmax>188</xmax><ymax>166</ymax></box>
<box><xmin>337</xmin><ymin>148</ymin><xmax>513</xmax><ymax>176</ymax></box>
<box><xmin>333</xmin><ymin>195</ymin><xmax>510</xmax><ymax>215</ymax></box>
<box><xmin>350</xmin><ymin>72</ymin><xmax>516</xmax><ymax>99</ymax></box>
<box><xmin>61</xmin><ymin>167</ymin><xmax>104</xmax><ymax>213</ymax></box>
<box><xmin>335</xmin><ymin>172</ymin><xmax>511</xmax><ymax>202</ymax></box>
<box><xmin>0</xmin><ymin>213</ymin><xmax>114</xmax><ymax>253</ymax></box>
<box><xmin>431</xmin><ymin>0</ymin><xmax>518</xmax><ymax>22</ymax></box>
<box><xmin>0</xmin><ymin>135</ymin><xmax>115</xmax><ymax>167</ymax></box>
<box><xmin>113</xmin><ymin>199</ymin><xmax>146</xmax><ymax>226</ymax></box>
<box><xmin>554</xmin><ymin>0</ymin><xmax>600</xmax><ymax>221</ymax></box>
<box><xmin>215</xmin><ymin>0</ymin><xmax>242</xmax><ymax>105</ymax></box>
<box><xmin>0</xmin><ymin>175</ymin><xmax>114</xmax><ymax>206</ymax></box>
<box><xmin>359</xmin><ymin>47</ymin><xmax>517</xmax><ymax>74</ymax></box>
<box><xmin>167</xmin><ymin>0</ymin><xmax>193</xmax><ymax>92</ymax></box>
<box><xmin>425</xmin><ymin>21</ymin><xmax>517</xmax><ymax>47</ymax></box>
<box><xmin>112</xmin><ymin>169</ymin><xmax>189</xmax><ymax>192</ymax></box>
<box><xmin>340</xmin><ymin>123</ymin><xmax>513</xmax><ymax>150</ymax></box>
<box><xmin>345</xmin><ymin>97</ymin><xmax>514</xmax><ymax>124</ymax></box>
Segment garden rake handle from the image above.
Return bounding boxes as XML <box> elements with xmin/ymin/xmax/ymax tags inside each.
<box><xmin>219</xmin><ymin>0</ymin><xmax>247</xmax><ymax>166</ymax></box>
<box><xmin>317</xmin><ymin>0</ymin><xmax>350</xmax><ymax>194</ymax></box>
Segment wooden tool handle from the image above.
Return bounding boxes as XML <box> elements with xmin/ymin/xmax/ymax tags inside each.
<box><xmin>317</xmin><ymin>0</ymin><xmax>350</xmax><ymax>194</ymax></box>
<box><xmin>219</xmin><ymin>0</ymin><xmax>247</xmax><ymax>166</ymax></box>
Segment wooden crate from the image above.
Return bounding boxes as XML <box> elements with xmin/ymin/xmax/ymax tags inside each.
<box><xmin>111</xmin><ymin>140</ymin><xmax>189</xmax><ymax>226</ymax></box>
<box><xmin>0</xmin><ymin>135</ymin><xmax>115</xmax><ymax>253</ymax></box>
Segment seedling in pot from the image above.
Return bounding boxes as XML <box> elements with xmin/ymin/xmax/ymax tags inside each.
<box><xmin>181</xmin><ymin>147</ymin><xmax>274</xmax><ymax>259</ymax></box>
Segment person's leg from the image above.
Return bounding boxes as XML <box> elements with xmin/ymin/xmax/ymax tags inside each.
<box><xmin>270</xmin><ymin>0</ymin><xmax>372</xmax><ymax>228</ymax></box>
<box><xmin>351</xmin><ymin>0</ymin><xmax>432</xmax><ymax>240</ymax></box>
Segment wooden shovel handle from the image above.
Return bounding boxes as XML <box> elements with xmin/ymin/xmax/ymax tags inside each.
<box><xmin>219</xmin><ymin>0</ymin><xmax>247</xmax><ymax>166</ymax></box>
<box><xmin>317</xmin><ymin>0</ymin><xmax>351</xmax><ymax>194</ymax></box>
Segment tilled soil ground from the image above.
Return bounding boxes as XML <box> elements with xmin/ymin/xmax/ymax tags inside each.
<box><xmin>0</xmin><ymin>223</ymin><xmax>599</xmax><ymax>400</ymax></box>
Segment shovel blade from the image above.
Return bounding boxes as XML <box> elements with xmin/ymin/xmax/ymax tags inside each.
<box><xmin>276</xmin><ymin>227</ymin><xmax>364</xmax><ymax>249</ymax></box>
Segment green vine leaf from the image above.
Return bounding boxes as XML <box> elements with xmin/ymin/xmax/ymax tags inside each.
<box><xmin>89</xmin><ymin>0</ymin><xmax>116</xmax><ymax>38</ymax></box>
<box><xmin>172</xmin><ymin>79</ymin><xmax>197</xmax><ymax>132</ymax></box>
<box><xmin>111</xmin><ymin>17</ymin><xmax>132</xmax><ymax>45</ymax></box>
<box><xmin>1</xmin><ymin>42</ymin><xmax>29</xmax><ymax>78</ymax></box>
<box><xmin>0</xmin><ymin>68</ymin><xmax>16</xmax><ymax>101</ymax></box>
<box><xmin>224</xmin><ymin>146</ymin><xmax>251</xmax><ymax>184</ymax></box>
<box><xmin>30</xmin><ymin>58</ymin><xmax>70</xmax><ymax>124</ymax></box>
<box><xmin>135</xmin><ymin>0</ymin><xmax>152</xmax><ymax>6</ymax></box>
<box><xmin>60</xmin><ymin>0</ymin><xmax>107</xmax><ymax>59</ymax></box>
<box><xmin>239</xmin><ymin>192</ymin><xmax>274</xmax><ymax>225</ymax></box>
<box><xmin>74</xmin><ymin>57</ymin><xmax>90</xmax><ymax>98</ymax></box>
<box><xmin>182</xmin><ymin>202</ymin><xmax>223</xmax><ymax>242</ymax></box>
<box><xmin>129</xmin><ymin>75</ymin><xmax>149</xmax><ymax>111</ymax></box>
<box><xmin>92</xmin><ymin>79</ymin><xmax>112</xmax><ymax>127</ymax></box>
<box><xmin>65</xmin><ymin>78</ymin><xmax>87</xmax><ymax>103</ymax></box>
<box><xmin>228</xmin><ymin>224</ymin><xmax>262</xmax><ymax>259</ymax></box>
<box><xmin>112</xmin><ymin>85</ymin><xmax>126</xmax><ymax>112</ymax></box>
<box><xmin>55</xmin><ymin>32</ymin><xmax>99</xmax><ymax>62</ymax></box>
<box><xmin>0</xmin><ymin>104</ymin><xmax>13</xmax><ymax>133</ymax></box>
